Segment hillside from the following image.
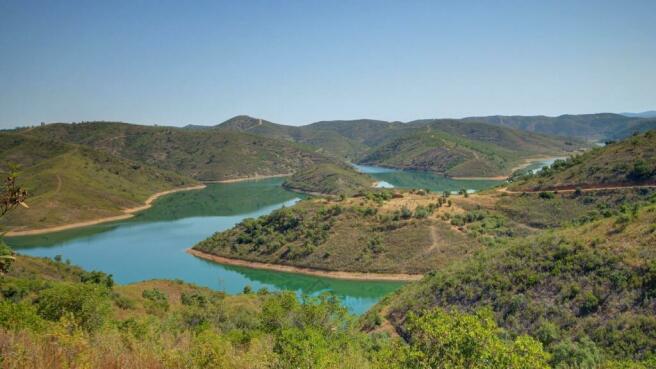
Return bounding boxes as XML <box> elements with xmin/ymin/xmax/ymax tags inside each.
<box><xmin>510</xmin><ymin>130</ymin><xmax>656</xmax><ymax>191</ymax></box>
<box><xmin>0</xmin><ymin>132</ymin><xmax>197</xmax><ymax>231</ymax></box>
<box><xmin>21</xmin><ymin>121</ymin><xmax>334</xmax><ymax>182</ymax></box>
<box><xmin>463</xmin><ymin>113</ymin><xmax>656</xmax><ymax>141</ymax></box>
<box><xmin>359</xmin><ymin>121</ymin><xmax>580</xmax><ymax>177</ymax></box>
<box><xmin>193</xmin><ymin>189</ymin><xmax>532</xmax><ymax>275</ymax></box>
<box><xmin>282</xmin><ymin>162</ymin><xmax>374</xmax><ymax>196</ymax></box>
<box><xmin>375</xmin><ymin>194</ymin><xmax>656</xmax><ymax>365</ymax></box>
<box><xmin>215</xmin><ymin>115</ymin><xmax>379</xmax><ymax>160</ymax></box>
<box><xmin>215</xmin><ymin>115</ymin><xmax>584</xmax><ymax>177</ymax></box>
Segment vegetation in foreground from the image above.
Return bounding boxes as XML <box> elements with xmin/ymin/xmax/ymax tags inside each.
<box><xmin>0</xmin><ymin>253</ymin><xmax>560</xmax><ymax>369</ymax></box>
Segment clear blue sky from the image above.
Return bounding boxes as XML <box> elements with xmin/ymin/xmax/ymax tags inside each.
<box><xmin>1</xmin><ymin>0</ymin><xmax>654</xmax><ymax>128</ymax></box>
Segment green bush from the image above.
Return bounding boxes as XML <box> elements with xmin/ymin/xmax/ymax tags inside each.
<box><xmin>142</xmin><ymin>288</ymin><xmax>169</xmax><ymax>313</ymax></box>
<box><xmin>35</xmin><ymin>282</ymin><xmax>111</xmax><ymax>331</ymax></box>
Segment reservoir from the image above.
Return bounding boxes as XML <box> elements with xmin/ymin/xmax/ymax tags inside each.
<box><xmin>7</xmin><ymin>178</ymin><xmax>404</xmax><ymax>314</ymax></box>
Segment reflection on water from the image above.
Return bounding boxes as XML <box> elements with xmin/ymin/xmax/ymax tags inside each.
<box><xmin>353</xmin><ymin>164</ymin><xmax>504</xmax><ymax>192</ymax></box>
<box><xmin>7</xmin><ymin>178</ymin><xmax>405</xmax><ymax>314</ymax></box>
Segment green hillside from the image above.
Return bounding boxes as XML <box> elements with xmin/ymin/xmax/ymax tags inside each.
<box><xmin>510</xmin><ymin>130</ymin><xmax>656</xmax><ymax>191</ymax></box>
<box><xmin>215</xmin><ymin>115</ymin><xmax>376</xmax><ymax>160</ymax></box>
<box><xmin>376</xmin><ymin>195</ymin><xmax>656</xmax><ymax>365</ymax></box>
<box><xmin>21</xmin><ymin>122</ymin><xmax>334</xmax><ymax>182</ymax></box>
<box><xmin>0</xmin><ymin>133</ymin><xmax>197</xmax><ymax>231</ymax></box>
<box><xmin>215</xmin><ymin>115</ymin><xmax>585</xmax><ymax>177</ymax></box>
<box><xmin>359</xmin><ymin>122</ymin><xmax>580</xmax><ymax>177</ymax></box>
<box><xmin>282</xmin><ymin>163</ymin><xmax>374</xmax><ymax>196</ymax></box>
<box><xmin>463</xmin><ymin>113</ymin><xmax>656</xmax><ymax>141</ymax></box>
<box><xmin>193</xmin><ymin>190</ymin><xmax>532</xmax><ymax>274</ymax></box>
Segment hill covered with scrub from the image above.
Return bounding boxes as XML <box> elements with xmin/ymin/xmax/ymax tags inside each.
<box><xmin>193</xmin><ymin>189</ymin><xmax>535</xmax><ymax>274</ymax></box>
<box><xmin>214</xmin><ymin>115</ymin><xmax>585</xmax><ymax>177</ymax></box>
<box><xmin>509</xmin><ymin>130</ymin><xmax>656</xmax><ymax>191</ymax></box>
<box><xmin>0</xmin><ymin>132</ymin><xmax>197</xmax><ymax>231</ymax></box>
<box><xmin>20</xmin><ymin>121</ymin><xmax>337</xmax><ymax>182</ymax></box>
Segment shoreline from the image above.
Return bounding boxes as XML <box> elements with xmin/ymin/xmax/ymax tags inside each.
<box><xmin>205</xmin><ymin>173</ymin><xmax>292</xmax><ymax>184</ymax></box>
<box><xmin>186</xmin><ymin>248</ymin><xmax>423</xmax><ymax>282</ymax></box>
<box><xmin>5</xmin><ymin>184</ymin><xmax>207</xmax><ymax>237</ymax></box>
<box><xmin>451</xmin><ymin>155</ymin><xmax>566</xmax><ymax>181</ymax></box>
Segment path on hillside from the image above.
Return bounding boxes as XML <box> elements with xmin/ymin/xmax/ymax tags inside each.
<box><xmin>54</xmin><ymin>175</ymin><xmax>62</xmax><ymax>194</ymax></box>
<box><xmin>498</xmin><ymin>183</ymin><xmax>656</xmax><ymax>194</ymax></box>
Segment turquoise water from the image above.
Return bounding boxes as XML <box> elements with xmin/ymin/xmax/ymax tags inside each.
<box><xmin>6</xmin><ymin>178</ymin><xmax>404</xmax><ymax>314</ymax></box>
<box><xmin>353</xmin><ymin>164</ymin><xmax>504</xmax><ymax>192</ymax></box>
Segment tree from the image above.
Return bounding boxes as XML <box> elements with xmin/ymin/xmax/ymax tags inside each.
<box><xmin>1</xmin><ymin>164</ymin><xmax>28</xmax><ymax>217</ymax></box>
<box><xmin>0</xmin><ymin>164</ymin><xmax>28</xmax><ymax>274</ymax></box>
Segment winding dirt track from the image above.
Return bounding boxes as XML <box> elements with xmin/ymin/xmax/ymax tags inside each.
<box><xmin>499</xmin><ymin>183</ymin><xmax>656</xmax><ymax>194</ymax></box>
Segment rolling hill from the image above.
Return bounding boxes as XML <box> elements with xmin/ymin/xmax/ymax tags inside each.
<box><xmin>192</xmin><ymin>189</ymin><xmax>532</xmax><ymax>275</ymax></box>
<box><xmin>282</xmin><ymin>162</ymin><xmax>374</xmax><ymax>196</ymax></box>
<box><xmin>359</xmin><ymin>120</ymin><xmax>581</xmax><ymax>177</ymax></box>
<box><xmin>20</xmin><ymin>121</ymin><xmax>336</xmax><ymax>182</ymax></box>
<box><xmin>510</xmin><ymin>130</ymin><xmax>656</xmax><ymax>191</ymax></box>
<box><xmin>0</xmin><ymin>132</ymin><xmax>198</xmax><ymax>231</ymax></box>
<box><xmin>214</xmin><ymin>115</ymin><xmax>585</xmax><ymax>176</ymax></box>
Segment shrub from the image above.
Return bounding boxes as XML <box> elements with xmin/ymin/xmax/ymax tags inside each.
<box><xmin>142</xmin><ymin>288</ymin><xmax>169</xmax><ymax>313</ymax></box>
<box><xmin>35</xmin><ymin>282</ymin><xmax>111</xmax><ymax>332</ymax></box>
<box><xmin>414</xmin><ymin>206</ymin><xmax>429</xmax><ymax>219</ymax></box>
<box><xmin>628</xmin><ymin>160</ymin><xmax>652</xmax><ymax>180</ymax></box>
<box><xmin>401</xmin><ymin>308</ymin><xmax>550</xmax><ymax>369</ymax></box>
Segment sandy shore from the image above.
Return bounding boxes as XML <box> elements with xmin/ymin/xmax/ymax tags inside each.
<box><xmin>6</xmin><ymin>184</ymin><xmax>207</xmax><ymax>237</ymax></box>
<box><xmin>187</xmin><ymin>248</ymin><xmax>423</xmax><ymax>281</ymax></box>
<box><xmin>206</xmin><ymin>173</ymin><xmax>292</xmax><ymax>184</ymax></box>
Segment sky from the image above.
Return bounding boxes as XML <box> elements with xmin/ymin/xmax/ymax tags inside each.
<box><xmin>1</xmin><ymin>0</ymin><xmax>655</xmax><ymax>128</ymax></box>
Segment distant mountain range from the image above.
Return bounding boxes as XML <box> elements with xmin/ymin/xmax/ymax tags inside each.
<box><xmin>187</xmin><ymin>112</ymin><xmax>656</xmax><ymax>144</ymax></box>
<box><xmin>621</xmin><ymin>110</ymin><xmax>656</xmax><ymax>118</ymax></box>
<box><xmin>211</xmin><ymin>115</ymin><xmax>584</xmax><ymax>177</ymax></box>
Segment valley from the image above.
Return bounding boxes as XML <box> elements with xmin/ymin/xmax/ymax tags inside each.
<box><xmin>2</xmin><ymin>119</ymin><xmax>655</xmax><ymax>369</ymax></box>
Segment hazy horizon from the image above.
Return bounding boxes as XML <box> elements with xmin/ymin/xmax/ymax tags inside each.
<box><xmin>1</xmin><ymin>1</ymin><xmax>655</xmax><ymax>128</ymax></box>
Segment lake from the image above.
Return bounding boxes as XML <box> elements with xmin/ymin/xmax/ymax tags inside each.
<box><xmin>7</xmin><ymin>178</ymin><xmax>404</xmax><ymax>314</ymax></box>
<box><xmin>353</xmin><ymin>164</ymin><xmax>505</xmax><ymax>192</ymax></box>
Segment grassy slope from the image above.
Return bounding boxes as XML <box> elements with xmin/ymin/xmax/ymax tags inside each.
<box><xmin>510</xmin><ymin>130</ymin><xmax>656</xmax><ymax>191</ymax></box>
<box><xmin>0</xmin><ymin>132</ymin><xmax>196</xmax><ymax>230</ymax></box>
<box><xmin>193</xmin><ymin>190</ymin><xmax>532</xmax><ymax>274</ymax></box>
<box><xmin>21</xmin><ymin>122</ymin><xmax>335</xmax><ymax>181</ymax></box>
<box><xmin>282</xmin><ymin>163</ymin><xmax>374</xmax><ymax>196</ymax></box>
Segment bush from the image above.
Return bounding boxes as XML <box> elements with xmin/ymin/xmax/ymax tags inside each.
<box><xmin>628</xmin><ymin>160</ymin><xmax>652</xmax><ymax>180</ymax></box>
<box><xmin>142</xmin><ymin>288</ymin><xmax>169</xmax><ymax>313</ymax></box>
<box><xmin>35</xmin><ymin>282</ymin><xmax>111</xmax><ymax>332</ymax></box>
<box><xmin>400</xmin><ymin>308</ymin><xmax>550</xmax><ymax>369</ymax></box>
